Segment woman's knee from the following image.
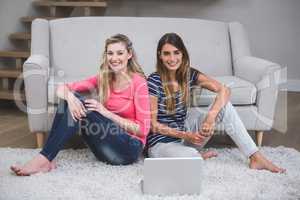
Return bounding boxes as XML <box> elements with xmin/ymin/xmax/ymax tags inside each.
<box><xmin>217</xmin><ymin>101</ymin><xmax>234</xmax><ymax>122</ymax></box>
<box><xmin>225</xmin><ymin>101</ymin><xmax>234</xmax><ymax>109</ymax></box>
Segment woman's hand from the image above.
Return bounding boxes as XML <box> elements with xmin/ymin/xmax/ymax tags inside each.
<box><xmin>200</xmin><ymin>115</ymin><xmax>216</xmax><ymax>137</ymax></box>
<box><xmin>183</xmin><ymin>132</ymin><xmax>207</xmax><ymax>145</ymax></box>
<box><xmin>84</xmin><ymin>99</ymin><xmax>109</xmax><ymax>116</ymax></box>
<box><xmin>66</xmin><ymin>93</ymin><xmax>87</xmax><ymax>121</ymax></box>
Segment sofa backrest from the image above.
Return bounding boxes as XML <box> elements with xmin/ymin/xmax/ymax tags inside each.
<box><xmin>49</xmin><ymin>17</ymin><xmax>232</xmax><ymax>79</ymax></box>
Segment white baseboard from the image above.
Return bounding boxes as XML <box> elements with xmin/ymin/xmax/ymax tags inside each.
<box><xmin>280</xmin><ymin>79</ymin><xmax>300</xmax><ymax>92</ymax></box>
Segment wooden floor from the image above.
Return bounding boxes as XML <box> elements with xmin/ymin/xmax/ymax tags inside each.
<box><xmin>0</xmin><ymin>92</ymin><xmax>299</xmax><ymax>151</ymax></box>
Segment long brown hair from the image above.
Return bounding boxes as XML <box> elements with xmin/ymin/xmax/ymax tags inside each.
<box><xmin>98</xmin><ymin>34</ymin><xmax>145</xmax><ymax>103</ymax></box>
<box><xmin>156</xmin><ymin>33</ymin><xmax>190</xmax><ymax>113</ymax></box>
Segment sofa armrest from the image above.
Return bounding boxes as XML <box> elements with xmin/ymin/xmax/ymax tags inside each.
<box><xmin>234</xmin><ymin>56</ymin><xmax>282</xmax><ymax>130</ymax></box>
<box><xmin>23</xmin><ymin>18</ymin><xmax>50</xmax><ymax>133</ymax></box>
<box><xmin>23</xmin><ymin>54</ymin><xmax>50</xmax><ymax>133</ymax></box>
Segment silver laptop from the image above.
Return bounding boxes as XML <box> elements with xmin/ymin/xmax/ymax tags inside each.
<box><xmin>141</xmin><ymin>157</ymin><xmax>203</xmax><ymax>195</ymax></box>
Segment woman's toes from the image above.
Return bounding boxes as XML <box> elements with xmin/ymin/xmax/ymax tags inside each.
<box><xmin>10</xmin><ymin>165</ymin><xmax>21</xmax><ymax>174</ymax></box>
<box><xmin>10</xmin><ymin>166</ymin><xmax>30</xmax><ymax>176</ymax></box>
<box><xmin>280</xmin><ymin>168</ymin><xmax>286</xmax><ymax>173</ymax></box>
<box><xmin>11</xmin><ymin>166</ymin><xmax>26</xmax><ymax>176</ymax></box>
<box><xmin>18</xmin><ymin>170</ymin><xmax>30</xmax><ymax>176</ymax></box>
<box><xmin>201</xmin><ymin>150</ymin><xmax>218</xmax><ymax>160</ymax></box>
<box><xmin>10</xmin><ymin>165</ymin><xmax>17</xmax><ymax>172</ymax></box>
<box><xmin>273</xmin><ymin>166</ymin><xmax>286</xmax><ymax>173</ymax></box>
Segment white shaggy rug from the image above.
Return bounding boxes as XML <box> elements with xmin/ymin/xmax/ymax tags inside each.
<box><xmin>0</xmin><ymin>146</ymin><xmax>300</xmax><ymax>200</ymax></box>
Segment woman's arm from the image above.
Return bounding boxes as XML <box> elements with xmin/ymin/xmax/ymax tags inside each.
<box><xmin>84</xmin><ymin>76</ymin><xmax>150</xmax><ymax>137</ymax></box>
<box><xmin>84</xmin><ymin>99</ymin><xmax>142</xmax><ymax>136</ymax></box>
<box><xmin>102</xmin><ymin>105</ymin><xmax>142</xmax><ymax>135</ymax></box>
<box><xmin>132</xmin><ymin>77</ymin><xmax>151</xmax><ymax>137</ymax></box>
<box><xmin>149</xmin><ymin>95</ymin><xmax>206</xmax><ymax>145</ymax></box>
<box><xmin>196</xmin><ymin>73</ymin><xmax>231</xmax><ymax>136</ymax></box>
<box><xmin>56</xmin><ymin>85</ymin><xmax>87</xmax><ymax>121</ymax></box>
<box><xmin>56</xmin><ymin>75</ymin><xmax>98</xmax><ymax>100</ymax></box>
<box><xmin>55</xmin><ymin>75</ymin><xmax>98</xmax><ymax>121</ymax></box>
<box><xmin>56</xmin><ymin>84</ymin><xmax>73</xmax><ymax>100</ymax></box>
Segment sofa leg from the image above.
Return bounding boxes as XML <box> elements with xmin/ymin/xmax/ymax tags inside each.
<box><xmin>256</xmin><ymin>131</ymin><xmax>264</xmax><ymax>147</ymax></box>
<box><xmin>36</xmin><ymin>132</ymin><xmax>45</xmax><ymax>148</ymax></box>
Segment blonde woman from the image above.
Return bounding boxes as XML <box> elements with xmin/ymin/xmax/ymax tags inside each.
<box><xmin>146</xmin><ymin>33</ymin><xmax>285</xmax><ymax>173</ymax></box>
<box><xmin>11</xmin><ymin>34</ymin><xmax>151</xmax><ymax>176</ymax></box>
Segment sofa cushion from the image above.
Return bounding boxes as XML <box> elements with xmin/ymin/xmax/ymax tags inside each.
<box><xmin>49</xmin><ymin>75</ymin><xmax>256</xmax><ymax>106</ymax></box>
<box><xmin>191</xmin><ymin>76</ymin><xmax>256</xmax><ymax>106</ymax></box>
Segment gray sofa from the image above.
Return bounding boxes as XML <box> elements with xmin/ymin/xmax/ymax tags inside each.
<box><xmin>23</xmin><ymin>17</ymin><xmax>281</xmax><ymax>148</ymax></box>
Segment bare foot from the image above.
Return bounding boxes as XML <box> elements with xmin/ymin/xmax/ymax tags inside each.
<box><xmin>201</xmin><ymin>150</ymin><xmax>218</xmax><ymax>160</ymax></box>
<box><xmin>10</xmin><ymin>154</ymin><xmax>54</xmax><ymax>176</ymax></box>
<box><xmin>249</xmin><ymin>151</ymin><xmax>286</xmax><ymax>173</ymax></box>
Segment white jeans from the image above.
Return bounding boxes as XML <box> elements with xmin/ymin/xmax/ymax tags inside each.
<box><xmin>148</xmin><ymin>102</ymin><xmax>258</xmax><ymax>158</ymax></box>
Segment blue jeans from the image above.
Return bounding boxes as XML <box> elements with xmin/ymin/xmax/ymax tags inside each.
<box><xmin>40</xmin><ymin>93</ymin><xmax>143</xmax><ymax>165</ymax></box>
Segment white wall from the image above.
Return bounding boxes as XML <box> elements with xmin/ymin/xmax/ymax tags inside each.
<box><xmin>0</xmin><ymin>0</ymin><xmax>299</xmax><ymax>90</ymax></box>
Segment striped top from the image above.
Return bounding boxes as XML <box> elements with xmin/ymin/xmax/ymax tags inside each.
<box><xmin>146</xmin><ymin>68</ymin><xmax>200</xmax><ymax>148</ymax></box>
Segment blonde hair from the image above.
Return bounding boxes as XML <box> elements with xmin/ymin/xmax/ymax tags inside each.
<box><xmin>98</xmin><ymin>34</ymin><xmax>145</xmax><ymax>103</ymax></box>
<box><xmin>156</xmin><ymin>33</ymin><xmax>190</xmax><ymax>113</ymax></box>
